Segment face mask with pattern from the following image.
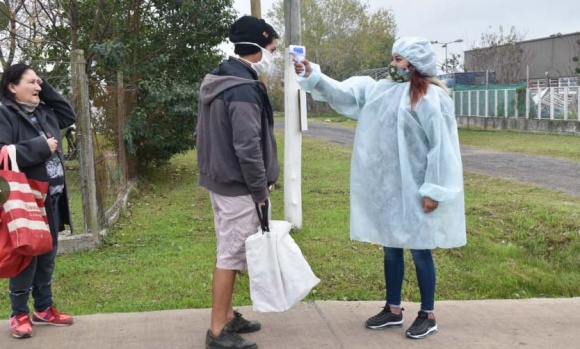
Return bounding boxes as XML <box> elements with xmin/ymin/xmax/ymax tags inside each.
<box><xmin>388</xmin><ymin>64</ymin><xmax>413</xmax><ymax>82</ymax></box>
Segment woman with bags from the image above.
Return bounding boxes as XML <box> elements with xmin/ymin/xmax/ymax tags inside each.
<box><xmin>0</xmin><ymin>63</ymin><xmax>76</xmax><ymax>338</ymax></box>
<box><xmin>294</xmin><ymin>37</ymin><xmax>466</xmax><ymax>340</ymax></box>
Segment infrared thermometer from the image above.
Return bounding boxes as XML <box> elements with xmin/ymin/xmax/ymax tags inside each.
<box><xmin>289</xmin><ymin>45</ymin><xmax>306</xmax><ymax>76</ymax></box>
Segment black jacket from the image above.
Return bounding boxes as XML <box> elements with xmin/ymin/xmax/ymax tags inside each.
<box><xmin>196</xmin><ymin>57</ymin><xmax>279</xmax><ymax>202</ymax></box>
<box><xmin>0</xmin><ymin>80</ymin><xmax>76</xmax><ymax>236</ymax></box>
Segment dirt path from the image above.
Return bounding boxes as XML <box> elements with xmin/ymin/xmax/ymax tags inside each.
<box><xmin>276</xmin><ymin>122</ymin><xmax>580</xmax><ymax>196</ymax></box>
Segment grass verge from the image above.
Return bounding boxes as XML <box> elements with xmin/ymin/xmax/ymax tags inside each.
<box><xmin>1</xmin><ymin>132</ymin><xmax>579</xmax><ymax>317</ymax></box>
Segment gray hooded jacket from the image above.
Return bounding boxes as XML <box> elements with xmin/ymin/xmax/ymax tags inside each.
<box><xmin>196</xmin><ymin>57</ymin><xmax>279</xmax><ymax>202</ymax></box>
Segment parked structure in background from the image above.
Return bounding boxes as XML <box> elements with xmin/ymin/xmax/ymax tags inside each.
<box><xmin>464</xmin><ymin>31</ymin><xmax>580</xmax><ymax>85</ymax></box>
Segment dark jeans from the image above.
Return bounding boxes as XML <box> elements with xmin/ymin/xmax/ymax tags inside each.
<box><xmin>9</xmin><ymin>193</ymin><xmax>61</xmax><ymax>317</ymax></box>
<box><xmin>383</xmin><ymin>247</ymin><xmax>436</xmax><ymax>312</ymax></box>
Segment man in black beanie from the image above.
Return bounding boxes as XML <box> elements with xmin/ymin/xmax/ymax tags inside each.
<box><xmin>196</xmin><ymin>15</ymin><xmax>280</xmax><ymax>349</ymax></box>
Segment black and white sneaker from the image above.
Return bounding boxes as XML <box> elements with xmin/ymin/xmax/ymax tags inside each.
<box><xmin>406</xmin><ymin>311</ymin><xmax>437</xmax><ymax>339</ymax></box>
<box><xmin>365</xmin><ymin>305</ymin><xmax>404</xmax><ymax>329</ymax></box>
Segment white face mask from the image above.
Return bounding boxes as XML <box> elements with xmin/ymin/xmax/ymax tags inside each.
<box><xmin>235</xmin><ymin>42</ymin><xmax>274</xmax><ymax>77</ymax></box>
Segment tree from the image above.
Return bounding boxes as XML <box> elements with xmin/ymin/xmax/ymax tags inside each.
<box><xmin>441</xmin><ymin>53</ymin><xmax>464</xmax><ymax>74</ymax></box>
<box><xmin>8</xmin><ymin>0</ymin><xmax>236</xmax><ymax>167</ymax></box>
<box><xmin>466</xmin><ymin>25</ymin><xmax>531</xmax><ymax>84</ymax></box>
<box><xmin>268</xmin><ymin>0</ymin><xmax>396</xmax><ymax>80</ymax></box>
<box><xmin>266</xmin><ymin>0</ymin><xmax>396</xmax><ymax>113</ymax></box>
<box><xmin>0</xmin><ymin>0</ymin><xmax>44</xmax><ymax>69</ymax></box>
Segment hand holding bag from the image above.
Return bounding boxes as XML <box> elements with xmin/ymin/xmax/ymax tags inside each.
<box><xmin>245</xmin><ymin>201</ymin><xmax>320</xmax><ymax>312</ymax></box>
<box><xmin>0</xmin><ymin>145</ymin><xmax>52</xmax><ymax>258</ymax></box>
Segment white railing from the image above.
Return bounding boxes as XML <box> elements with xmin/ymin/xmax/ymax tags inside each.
<box><xmin>453</xmin><ymin>86</ymin><xmax>580</xmax><ymax>120</ymax></box>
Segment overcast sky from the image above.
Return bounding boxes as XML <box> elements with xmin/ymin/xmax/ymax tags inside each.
<box><xmin>231</xmin><ymin>0</ymin><xmax>580</xmax><ymax>67</ymax></box>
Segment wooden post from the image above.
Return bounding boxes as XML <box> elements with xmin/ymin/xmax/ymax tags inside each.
<box><xmin>71</xmin><ymin>49</ymin><xmax>100</xmax><ymax>240</ymax></box>
<box><xmin>283</xmin><ymin>0</ymin><xmax>303</xmax><ymax>228</ymax></box>
<box><xmin>251</xmin><ymin>0</ymin><xmax>262</xmax><ymax>18</ymax></box>
<box><xmin>117</xmin><ymin>71</ymin><xmax>128</xmax><ymax>186</ymax></box>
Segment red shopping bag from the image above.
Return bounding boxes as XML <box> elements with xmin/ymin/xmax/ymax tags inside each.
<box><xmin>0</xmin><ymin>145</ymin><xmax>52</xmax><ymax>259</ymax></box>
<box><xmin>0</xmin><ymin>222</ymin><xmax>33</xmax><ymax>278</ymax></box>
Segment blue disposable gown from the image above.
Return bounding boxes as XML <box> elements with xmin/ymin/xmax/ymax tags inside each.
<box><xmin>298</xmin><ymin>64</ymin><xmax>466</xmax><ymax>249</ymax></box>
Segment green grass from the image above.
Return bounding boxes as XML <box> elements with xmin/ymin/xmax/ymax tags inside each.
<box><xmin>2</xmin><ymin>131</ymin><xmax>580</xmax><ymax>318</ymax></box>
<box><xmin>458</xmin><ymin>129</ymin><xmax>580</xmax><ymax>163</ymax></box>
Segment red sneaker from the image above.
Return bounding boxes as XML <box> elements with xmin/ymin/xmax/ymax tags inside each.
<box><xmin>10</xmin><ymin>313</ymin><xmax>33</xmax><ymax>338</ymax></box>
<box><xmin>32</xmin><ymin>306</ymin><xmax>73</xmax><ymax>326</ymax></box>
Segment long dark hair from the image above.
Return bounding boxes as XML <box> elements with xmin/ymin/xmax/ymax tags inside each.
<box><xmin>0</xmin><ymin>63</ymin><xmax>33</xmax><ymax>104</ymax></box>
<box><xmin>409</xmin><ymin>70</ymin><xmax>429</xmax><ymax>110</ymax></box>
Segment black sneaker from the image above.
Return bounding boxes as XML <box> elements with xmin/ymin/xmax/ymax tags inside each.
<box><xmin>365</xmin><ymin>305</ymin><xmax>404</xmax><ymax>329</ymax></box>
<box><xmin>228</xmin><ymin>310</ymin><xmax>261</xmax><ymax>334</ymax></box>
<box><xmin>406</xmin><ymin>311</ymin><xmax>437</xmax><ymax>339</ymax></box>
<box><xmin>205</xmin><ymin>325</ymin><xmax>258</xmax><ymax>349</ymax></box>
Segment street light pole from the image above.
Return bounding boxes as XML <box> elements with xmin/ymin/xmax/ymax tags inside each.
<box><xmin>430</xmin><ymin>39</ymin><xmax>463</xmax><ymax>72</ymax></box>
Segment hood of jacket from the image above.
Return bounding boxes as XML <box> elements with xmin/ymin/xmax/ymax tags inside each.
<box><xmin>199</xmin><ymin>57</ymin><xmax>260</xmax><ymax>105</ymax></box>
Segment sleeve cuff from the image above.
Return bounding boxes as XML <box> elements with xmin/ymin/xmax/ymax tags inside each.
<box><xmin>296</xmin><ymin>63</ymin><xmax>322</xmax><ymax>92</ymax></box>
<box><xmin>419</xmin><ymin>183</ymin><xmax>462</xmax><ymax>202</ymax></box>
<box><xmin>251</xmin><ymin>188</ymin><xmax>270</xmax><ymax>203</ymax></box>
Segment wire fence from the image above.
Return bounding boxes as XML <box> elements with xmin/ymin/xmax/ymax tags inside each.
<box><xmin>14</xmin><ymin>59</ymin><xmax>133</xmax><ymax>237</ymax></box>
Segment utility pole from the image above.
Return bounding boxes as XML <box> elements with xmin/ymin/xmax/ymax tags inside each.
<box><xmin>283</xmin><ymin>0</ymin><xmax>303</xmax><ymax>228</ymax></box>
<box><xmin>251</xmin><ymin>0</ymin><xmax>261</xmax><ymax>18</ymax></box>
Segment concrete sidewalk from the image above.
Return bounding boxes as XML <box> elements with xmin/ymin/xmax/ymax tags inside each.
<box><xmin>2</xmin><ymin>298</ymin><xmax>578</xmax><ymax>349</ymax></box>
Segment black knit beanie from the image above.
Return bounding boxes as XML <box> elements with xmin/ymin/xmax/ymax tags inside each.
<box><xmin>229</xmin><ymin>16</ymin><xmax>279</xmax><ymax>56</ymax></box>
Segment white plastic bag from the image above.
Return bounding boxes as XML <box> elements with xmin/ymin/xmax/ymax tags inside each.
<box><xmin>245</xmin><ymin>203</ymin><xmax>320</xmax><ymax>312</ymax></box>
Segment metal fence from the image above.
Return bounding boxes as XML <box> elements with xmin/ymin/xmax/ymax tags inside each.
<box><xmin>453</xmin><ymin>87</ymin><xmax>580</xmax><ymax>120</ymax></box>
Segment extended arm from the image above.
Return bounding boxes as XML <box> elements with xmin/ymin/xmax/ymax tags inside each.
<box><xmin>295</xmin><ymin>60</ymin><xmax>375</xmax><ymax>120</ymax></box>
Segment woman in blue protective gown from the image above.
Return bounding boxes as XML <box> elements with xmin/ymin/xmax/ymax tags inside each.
<box><xmin>294</xmin><ymin>37</ymin><xmax>466</xmax><ymax>339</ymax></box>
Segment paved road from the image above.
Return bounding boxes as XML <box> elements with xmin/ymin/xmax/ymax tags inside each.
<box><xmin>281</xmin><ymin>122</ymin><xmax>580</xmax><ymax>196</ymax></box>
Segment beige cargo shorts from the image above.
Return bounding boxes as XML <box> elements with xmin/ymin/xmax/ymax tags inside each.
<box><xmin>209</xmin><ymin>192</ymin><xmax>262</xmax><ymax>270</ymax></box>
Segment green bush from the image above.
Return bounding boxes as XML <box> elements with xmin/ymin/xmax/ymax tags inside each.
<box><xmin>125</xmin><ymin>78</ymin><xmax>199</xmax><ymax>168</ymax></box>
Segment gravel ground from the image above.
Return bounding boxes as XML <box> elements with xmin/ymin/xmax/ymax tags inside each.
<box><xmin>276</xmin><ymin>121</ymin><xmax>580</xmax><ymax>196</ymax></box>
